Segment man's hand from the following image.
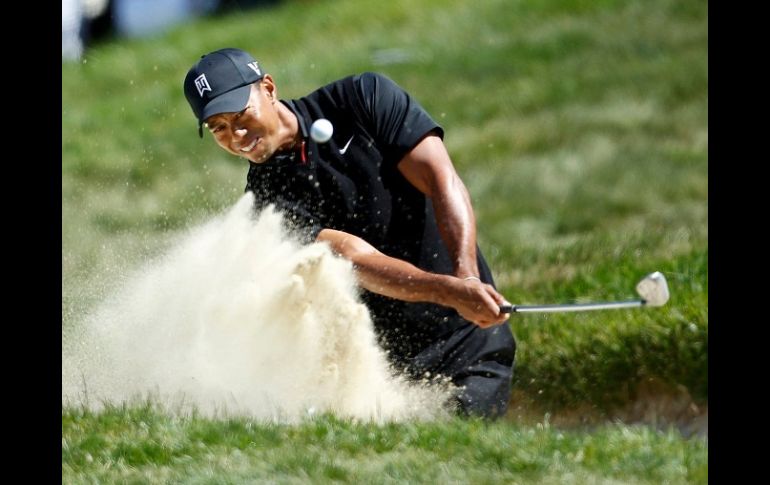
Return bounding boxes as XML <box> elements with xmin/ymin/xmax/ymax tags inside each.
<box><xmin>448</xmin><ymin>277</ymin><xmax>512</xmax><ymax>328</ymax></box>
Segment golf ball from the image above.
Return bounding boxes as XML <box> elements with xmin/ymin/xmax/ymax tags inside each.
<box><xmin>310</xmin><ymin>118</ymin><xmax>333</xmax><ymax>143</ymax></box>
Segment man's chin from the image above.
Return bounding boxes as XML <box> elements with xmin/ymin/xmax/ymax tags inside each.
<box><xmin>249</xmin><ymin>155</ymin><xmax>269</xmax><ymax>164</ymax></box>
<box><xmin>246</xmin><ymin>148</ymin><xmax>272</xmax><ymax>164</ymax></box>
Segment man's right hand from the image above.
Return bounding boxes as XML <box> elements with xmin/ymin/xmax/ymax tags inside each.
<box><xmin>448</xmin><ymin>277</ymin><xmax>512</xmax><ymax>328</ymax></box>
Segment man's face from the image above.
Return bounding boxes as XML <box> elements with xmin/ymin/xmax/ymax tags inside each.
<box><xmin>204</xmin><ymin>78</ymin><xmax>281</xmax><ymax>164</ymax></box>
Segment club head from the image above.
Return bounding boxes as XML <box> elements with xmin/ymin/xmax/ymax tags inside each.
<box><xmin>635</xmin><ymin>271</ymin><xmax>669</xmax><ymax>307</ymax></box>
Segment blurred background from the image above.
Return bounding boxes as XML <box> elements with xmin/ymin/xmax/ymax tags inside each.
<box><xmin>63</xmin><ymin>0</ymin><xmax>277</xmax><ymax>61</ymax></box>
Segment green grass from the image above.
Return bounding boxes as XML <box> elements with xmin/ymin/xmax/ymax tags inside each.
<box><xmin>63</xmin><ymin>403</ymin><xmax>707</xmax><ymax>484</ymax></box>
<box><xmin>63</xmin><ymin>0</ymin><xmax>707</xmax><ymax>479</ymax></box>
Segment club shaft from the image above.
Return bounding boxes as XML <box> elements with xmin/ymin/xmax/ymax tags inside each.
<box><xmin>500</xmin><ymin>300</ymin><xmax>645</xmax><ymax>314</ymax></box>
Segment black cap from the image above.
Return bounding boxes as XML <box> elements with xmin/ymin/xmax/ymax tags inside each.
<box><xmin>184</xmin><ymin>48</ymin><xmax>266</xmax><ymax>137</ymax></box>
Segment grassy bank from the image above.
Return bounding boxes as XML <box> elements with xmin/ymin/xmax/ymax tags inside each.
<box><xmin>63</xmin><ymin>404</ymin><xmax>707</xmax><ymax>483</ymax></box>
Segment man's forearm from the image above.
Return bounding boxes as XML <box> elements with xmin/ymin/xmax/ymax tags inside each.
<box><xmin>317</xmin><ymin>227</ymin><xmax>453</xmax><ymax>305</ymax></box>
<box><xmin>350</xmin><ymin>249</ymin><xmax>508</xmax><ymax>328</ymax></box>
<box><xmin>317</xmin><ymin>228</ymin><xmax>509</xmax><ymax>327</ymax></box>
<box><xmin>351</xmin><ymin>251</ymin><xmax>455</xmax><ymax>306</ymax></box>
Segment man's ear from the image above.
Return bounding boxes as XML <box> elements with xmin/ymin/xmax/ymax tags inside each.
<box><xmin>261</xmin><ymin>74</ymin><xmax>277</xmax><ymax>101</ymax></box>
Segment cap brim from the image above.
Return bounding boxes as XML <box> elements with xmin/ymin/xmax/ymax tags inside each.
<box><xmin>198</xmin><ymin>84</ymin><xmax>252</xmax><ymax>136</ymax></box>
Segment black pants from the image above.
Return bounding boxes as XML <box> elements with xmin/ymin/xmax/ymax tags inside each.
<box><xmin>402</xmin><ymin>323</ymin><xmax>516</xmax><ymax>418</ymax></box>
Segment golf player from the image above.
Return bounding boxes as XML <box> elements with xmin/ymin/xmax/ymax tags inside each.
<box><xmin>184</xmin><ymin>48</ymin><xmax>516</xmax><ymax>418</ymax></box>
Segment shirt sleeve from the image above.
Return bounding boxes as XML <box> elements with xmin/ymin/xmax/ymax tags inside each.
<box><xmin>355</xmin><ymin>72</ymin><xmax>444</xmax><ymax>165</ymax></box>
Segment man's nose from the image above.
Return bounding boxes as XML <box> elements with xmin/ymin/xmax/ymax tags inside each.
<box><xmin>233</xmin><ymin>127</ymin><xmax>247</xmax><ymax>138</ymax></box>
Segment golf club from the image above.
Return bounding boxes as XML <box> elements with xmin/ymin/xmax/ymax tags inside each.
<box><xmin>499</xmin><ymin>271</ymin><xmax>669</xmax><ymax>314</ymax></box>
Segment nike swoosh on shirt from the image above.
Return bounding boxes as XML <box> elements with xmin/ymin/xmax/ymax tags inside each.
<box><xmin>339</xmin><ymin>136</ymin><xmax>354</xmax><ymax>155</ymax></box>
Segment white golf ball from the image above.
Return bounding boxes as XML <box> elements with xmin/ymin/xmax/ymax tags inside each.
<box><xmin>310</xmin><ymin>118</ymin><xmax>333</xmax><ymax>143</ymax></box>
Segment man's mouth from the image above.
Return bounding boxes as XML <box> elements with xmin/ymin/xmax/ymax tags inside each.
<box><xmin>240</xmin><ymin>138</ymin><xmax>259</xmax><ymax>152</ymax></box>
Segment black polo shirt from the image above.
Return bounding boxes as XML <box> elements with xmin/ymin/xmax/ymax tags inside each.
<box><xmin>245</xmin><ymin>72</ymin><xmax>507</xmax><ymax>362</ymax></box>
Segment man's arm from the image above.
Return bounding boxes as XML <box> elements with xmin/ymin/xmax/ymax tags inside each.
<box><xmin>396</xmin><ymin>133</ymin><xmax>481</xmax><ymax>279</ymax></box>
<box><xmin>317</xmin><ymin>228</ymin><xmax>509</xmax><ymax>328</ymax></box>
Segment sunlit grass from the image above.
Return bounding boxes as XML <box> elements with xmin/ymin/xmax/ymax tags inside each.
<box><xmin>62</xmin><ymin>404</ymin><xmax>707</xmax><ymax>483</ymax></box>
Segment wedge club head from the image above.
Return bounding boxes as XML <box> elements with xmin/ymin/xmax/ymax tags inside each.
<box><xmin>499</xmin><ymin>272</ymin><xmax>670</xmax><ymax>314</ymax></box>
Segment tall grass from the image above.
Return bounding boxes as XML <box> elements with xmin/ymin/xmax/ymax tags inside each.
<box><xmin>63</xmin><ymin>403</ymin><xmax>707</xmax><ymax>483</ymax></box>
